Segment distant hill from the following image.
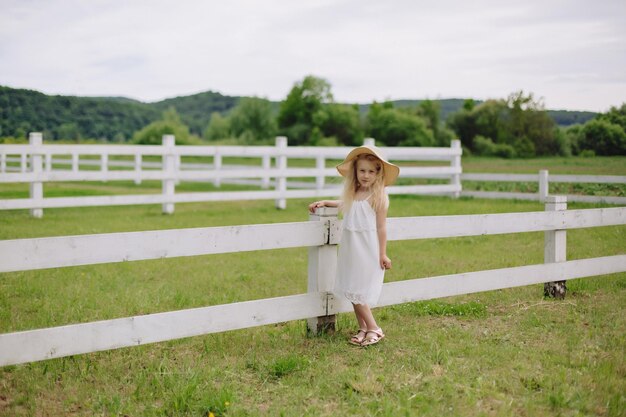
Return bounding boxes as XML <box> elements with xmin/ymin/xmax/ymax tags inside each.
<box><xmin>357</xmin><ymin>98</ymin><xmax>479</xmax><ymax>122</ymax></box>
<box><xmin>0</xmin><ymin>85</ymin><xmax>598</xmax><ymax>141</ymax></box>
<box><xmin>0</xmin><ymin>86</ymin><xmax>160</xmax><ymax>141</ymax></box>
<box><xmin>359</xmin><ymin>99</ymin><xmax>597</xmax><ymax>126</ymax></box>
<box><xmin>151</xmin><ymin>91</ymin><xmax>242</xmax><ymax>134</ymax></box>
<box><xmin>545</xmin><ymin>109</ymin><xmax>598</xmax><ymax>126</ymax></box>
<box><xmin>0</xmin><ymin>86</ymin><xmax>241</xmax><ymax>141</ymax></box>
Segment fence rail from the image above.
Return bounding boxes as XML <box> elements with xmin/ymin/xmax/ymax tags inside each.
<box><xmin>461</xmin><ymin>170</ymin><xmax>626</xmax><ymax>204</ymax></box>
<box><xmin>1</xmin><ymin>199</ymin><xmax>625</xmax><ymax>366</ymax></box>
<box><xmin>0</xmin><ymin>134</ymin><xmax>462</xmax><ymax>216</ymax></box>
<box><xmin>2</xmin><ymin>206</ymin><xmax>623</xmax><ymax>273</ymax></box>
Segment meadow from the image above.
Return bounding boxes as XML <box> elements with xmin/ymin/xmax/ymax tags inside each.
<box><xmin>0</xmin><ymin>156</ymin><xmax>625</xmax><ymax>416</ymax></box>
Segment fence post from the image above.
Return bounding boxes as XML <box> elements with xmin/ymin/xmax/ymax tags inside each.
<box><xmin>101</xmin><ymin>153</ymin><xmax>108</xmax><ymax>182</ymax></box>
<box><xmin>45</xmin><ymin>153</ymin><xmax>52</xmax><ymax>173</ymax></box>
<box><xmin>261</xmin><ymin>155</ymin><xmax>271</xmax><ymax>189</ymax></box>
<box><xmin>20</xmin><ymin>152</ymin><xmax>27</xmax><ymax>173</ymax></box>
<box><xmin>275</xmin><ymin>136</ymin><xmax>287</xmax><ymax>209</ymax></box>
<box><xmin>308</xmin><ymin>206</ymin><xmax>339</xmax><ymax>335</ymax></box>
<box><xmin>539</xmin><ymin>170</ymin><xmax>549</xmax><ymax>203</ymax></box>
<box><xmin>29</xmin><ymin>132</ymin><xmax>43</xmax><ymax>218</ymax></box>
<box><xmin>544</xmin><ymin>195</ymin><xmax>567</xmax><ymax>299</ymax></box>
<box><xmin>134</xmin><ymin>153</ymin><xmax>142</xmax><ymax>185</ymax></box>
<box><xmin>213</xmin><ymin>149</ymin><xmax>222</xmax><ymax>188</ymax></box>
<box><xmin>175</xmin><ymin>155</ymin><xmax>181</xmax><ymax>185</ymax></box>
<box><xmin>363</xmin><ymin>137</ymin><xmax>375</xmax><ymax>147</ymax></box>
<box><xmin>451</xmin><ymin>139</ymin><xmax>462</xmax><ymax>198</ymax></box>
<box><xmin>315</xmin><ymin>155</ymin><xmax>325</xmax><ymax>190</ymax></box>
<box><xmin>72</xmin><ymin>152</ymin><xmax>79</xmax><ymax>173</ymax></box>
<box><xmin>0</xmin><ymin>152</ymin><xmax>5</xmax><ymax>173</ymax></box>
<box><xmin>162</xmin><ymin>135</ymin><xmax>176</xmax><ymax>214</ymax></box>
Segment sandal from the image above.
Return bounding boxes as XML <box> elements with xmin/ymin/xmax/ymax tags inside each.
<box><xmin>349</xmin><ymin>329</ymin><xmax>367</xmax><ymax>346</ymax></box>
<box><xmin>361</xmin><ymin>328</ymin><xmax>385</xmax><ymax>347</ymax></box>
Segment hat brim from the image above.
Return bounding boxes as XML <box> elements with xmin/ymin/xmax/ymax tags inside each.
<box><xmin>336</xmin><ymin>145</ymin><xmax>400</xmax><ymax>186</ymax></box>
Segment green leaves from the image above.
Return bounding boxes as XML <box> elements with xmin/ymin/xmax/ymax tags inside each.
<box><xmin>132</xmin><ymin>107</ymin><xmax>201</xmax><ymax>145</ymax></box>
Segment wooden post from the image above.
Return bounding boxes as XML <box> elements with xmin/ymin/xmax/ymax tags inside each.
<box><xmin>363</xmin><ymin>137</ymin><xmax>375</xmax><ymax>147</ymax></box>
<box><xmin>275</xmin><ymin>136</ymin><xmax>287</xmax><ymax>209</ymax></box>
<box><xmin>72</xmin><ymin>152</ymin><xmax>79</xmax><ymax>173</ymax></box>
<box><xmin>162</xmin><ymin>135</ymin><xmax>176</xmax><ymax>214</ymax></box>
<box><xmin>261</xmin><ymin>155</ymin><xmax>271</xmax><ymax>189</ymax></box>
<box><xmin>134</xmin><ymin>153</ymin><xmax>142</xmax><ymax>185</ymax></box>
<box><xmin>29</xmin><ymin>132</ymin><xmax>43</xmax><ymax>218</ymax></box>
<box><xmin>315</xmin><ymin>155</ymin><xmax>325</xmax><ymax>190</ymax></box>
<box><xmin>100</xmin><ymin>153</ymin><xmax>108</xmax><ymax>182</ymax></box>
<box><xmin>539</xmin><ymin>170</ymin><xmax>549</xmax><ymax>203</ymax></box>
<box><xmin>175</xmin><ymin>155</ymin><xmax>181</xmax><ymax>185</ymax></box>
<box><xmin>213</xmin><ymin>150</ymin><xmax>222</xmax><ymax>188</ymax></box>
<box><xmin>544</xmin><ymin>195</ymin><xmax>567</xmax><ymax>299</ymax></box>
<box><xmin>451</xmin><ymin>139</ymin><xmax>462</xmax><ymax>198</ymax></box>
<box><xmin>307</xmin><ymin>206</ymin><xmax>339</xmax><ymax>335</ymax></box>
<box><xmin>45</xmin><ymin>153</ymin><xmax>52</xmax><ymax>173</ymax></box>
<box><xmin>0</xmin><ymin>152</ymin><xmax>6</xmax><ymax>173</ymax></box>
<box><xmin>20</xmin><ymin>153</ymin><xmax>27</xmax><ymax>173</ymax></box>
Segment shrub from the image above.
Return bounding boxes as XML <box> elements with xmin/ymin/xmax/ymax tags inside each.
<box><xmin>474</xmin><ymin>135</ymin><xmax>516</xmax><ymax>158</ymax></box>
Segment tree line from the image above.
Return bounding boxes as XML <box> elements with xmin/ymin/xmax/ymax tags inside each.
<box><xmin>1</xmin><ymin>80</ymin><xmax>623</xmax><ymax>156</ymax></box>
<box><xmin>201</xmin><ymin>76</ymin><xmax>626</xmax><ymax>156</ymax></box>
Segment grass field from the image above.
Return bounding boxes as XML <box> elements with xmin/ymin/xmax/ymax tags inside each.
<box><xmin>0</xmin><ymin>157</ymin><xmax>625</xmax><ymax>416</ymax></box>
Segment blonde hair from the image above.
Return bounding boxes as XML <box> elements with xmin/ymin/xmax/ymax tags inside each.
<box><xmin>341</xmin><ymin>154</ymin><xmax>389</xmax><ymax>214</ymax></box>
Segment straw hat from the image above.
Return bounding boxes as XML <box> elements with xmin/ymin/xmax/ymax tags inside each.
<box><xmin>336</xmin><ymin>145</ymin><xmax>400</xmax><ymax>186</ymax></box>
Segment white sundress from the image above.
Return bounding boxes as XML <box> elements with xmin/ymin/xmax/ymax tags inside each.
<box><xmin>334</xmin><ymin>198</ymin><xmax>385</xmax><ymax>306</ymax></box>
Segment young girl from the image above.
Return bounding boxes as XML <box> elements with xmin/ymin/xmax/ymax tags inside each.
<box><xmin>309</xmin><ymin>145</ymin><xmax>399</xmax><ymax>346</ymax></box>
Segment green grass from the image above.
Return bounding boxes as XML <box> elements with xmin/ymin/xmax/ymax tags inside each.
<box><xmin>462</xmin><ymin>156</ymin><xmax>626</xmax><ymax>175</ymax></box>
<box><xmin>0</xmin><ymin>159</ymin><xmax>625</xmax><ymax>416</ymax></box>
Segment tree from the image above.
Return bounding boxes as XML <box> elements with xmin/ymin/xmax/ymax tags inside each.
<box><xmin>474</xmin><ymin>100</ymin><xmax>510</xmax><ymax>146</ymax></box>
<box><xmin>597</xmin><ymin>103</ymin><xmax>626</xmax><ymax>132</ymax></box>
<box><xmin>561</xmin><ymin>124</ymin><xmax>583</xmax><ymax>155</ymax></box>
<box><xmin>56</xmin><ymin>122</ymin><xmax>82</xmax><ymax>141</ymax></box>
<box><xmin>506</xmin><ymin>91</ymin><xmax>558</xmax><ymax>156</ymax></box>
<box><xmin>447</xmin><ymin>107</ymin><xmax>478</xmax><ymax>150</ymax></box>
<box><xmin>366</xmin><ymin>102</ymin><xmax>434</xmax><ymax>147</ymax></box>
<box><xmin>313</xmin><ymin>103</ymin><xmax>362</xmax><ymax>146</ymax></box>
<box><xmin>204</xmin><ymin>112</ymin><xmax>231</xmax><ymax>141</ymax></box>
<box><xmin>447</xmin><ymin>91</ymin><xmax>559</xmax><ymax>157</ymax></box>
<box><xmin>229</xmin><ymin>97</ymin><xmax>277</xmax><ymax>143</ymax></box>
<box><xmin>278</xmin><ymin>75</ymin><xmax>333</xmax><ymax>145</ymax></box>
<box><xmin>579</xmin><ymin>119</ymin><xmax>626</xmax><ymax>155</ymax></box>
<box><xmin>412</xmin><ymin>99</ymin><xmax>457</xmax><ymax>146</ymax></box>
<box><xmin>132</xmin><ymin>107</ymin><xmax>199</xmax><ymax>145</ymax></box>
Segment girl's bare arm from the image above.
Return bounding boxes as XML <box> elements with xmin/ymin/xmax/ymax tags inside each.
<box><xmin>308</xmin><ymin>199</ymin><xmax>342</xmax><ymax>213</ymax></box>
<box><xmin>376</xmin><ymin>203</ymin><xmax>391</xmax><ymax>270</ymax></box>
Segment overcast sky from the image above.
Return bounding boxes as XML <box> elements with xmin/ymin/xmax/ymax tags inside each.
<box><xmin>1</xmin><ymin>0</ymin><xmax>625</xmax><ymax>112</ymax></box>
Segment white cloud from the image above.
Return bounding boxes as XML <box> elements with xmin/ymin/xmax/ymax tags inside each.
<box><xmin>0</xmin><ymin>0</ymin><xmax>624</xmax><ymax>111</ymax></box>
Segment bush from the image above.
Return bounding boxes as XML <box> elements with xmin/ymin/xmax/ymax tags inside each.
<box><xmin>133</xmin><ymin>108</ymin><xmax>201</xmax><ymax>145</ymax></box>
<box><xmin>313</xmin><ymin>136</ymin><xmax>341</xmax><ymax>146</ymax></box>
<box><xmin>579</xmin><ymin>119</ymin><xmax>626</xmax><ymax>155</ymax></box>
<box><xmin>204</xmin><ymin>112</ymin><xmax>230</xmax><ymax>141</ymax></box>
<box><xmin>474</xmin><ymin>135</ymin><xmax>516</xmax><ymax>158</ymax></box>
<box><xmin>513</xmin><ymin>137</ymin><xmax>536</xmax><ymax>158</ymax></box>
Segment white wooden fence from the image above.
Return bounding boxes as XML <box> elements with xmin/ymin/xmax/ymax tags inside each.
<box><xmin>461</xmin><ymin>170</ymin><xmax>626</xmax><ymax>205</ymax></box>
<box><xmin>0</xmin><ymin>133</ymin><xmax>463</xmax><ymax>216</ymax></box>
<box><xmin>1</xmin><ymin>197</ymin><xmax>625</xmax><ymax>366</ymax></box>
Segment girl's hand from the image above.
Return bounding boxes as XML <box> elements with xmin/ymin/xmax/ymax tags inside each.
<box><xmin>380</xmin><ymin>254</ymin><xmax>392</xmax><ymax>270</ymax></box>
<box><xmin>308</xmin><ymin>201</ymin><xmax>324</xmax><ymax>213</ymax></box>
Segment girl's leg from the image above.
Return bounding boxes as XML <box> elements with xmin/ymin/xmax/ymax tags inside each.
<box><xmin>352</xmin><ymin>303</ymin><xmax>368</xmax><ymax>330</ymax></box>
<box><xmin>354</xmin><ymin>304</ymin><xmax>385</xmax><ymax>346</ymax></box>
<box><xmin>353</xmin><ymin>303</ymin><xmax>380</xmax><ymax>331</ymax></box>
<box><xmin>349</xmin><ymin>303</ymin><xmax>368</xmax><ymax>345</ymax></box>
